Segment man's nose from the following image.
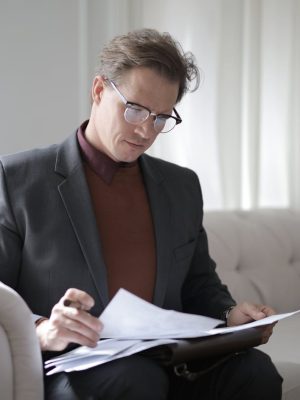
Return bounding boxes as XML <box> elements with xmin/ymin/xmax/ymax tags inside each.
<box><xmin>135</xmin><ymin>118</ymin><xmax>156</xmax><ymax>139</ymax></box>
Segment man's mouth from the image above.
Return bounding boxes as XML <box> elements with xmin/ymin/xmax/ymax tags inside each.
<box><xmin>126</xmin><ymin>141</ymin><xmax>145</xmax><ymax>148</ymax></box>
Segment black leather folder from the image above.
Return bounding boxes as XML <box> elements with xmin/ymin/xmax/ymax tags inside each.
<box><xmin>141</xmin><ymin>327</ymin><xmax>264</xmax><ymax>367</ymax></box>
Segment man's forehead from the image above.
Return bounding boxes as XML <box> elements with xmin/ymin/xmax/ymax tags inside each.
<box><xmin>118</xmin><ymin>67</ymin><xmax>179</xmax><ymax>108</ymax></box>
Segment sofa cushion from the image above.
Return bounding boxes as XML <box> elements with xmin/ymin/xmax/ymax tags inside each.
<box><xmin>275</xmin><ymin>361</ymin><xmax>300</xmax><ymax>400</ymax></box>
<box><xmin>260</xmin><ymin>314</ymin><xmax>300</xmax><ymax>364</ymax></box>
<box><xmin>204</xmin><ymin>209</ymin><xmax>300</xmax><ymax>312</ymax></box>
<box><xmin>259</xmin><ymin>315</ymin><xmax>300</xmax><ymax>399</ymax></box>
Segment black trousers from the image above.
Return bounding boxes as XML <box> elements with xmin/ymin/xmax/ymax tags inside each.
<box><xmin>44</xmin><ymin>349</ymin><xmax>282</xmax><ymax>400</ymax></box>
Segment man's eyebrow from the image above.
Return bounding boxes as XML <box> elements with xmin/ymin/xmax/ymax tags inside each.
<box><xmin>127</xmin><ymin>100</ymin><xmax>173</xmax><ymax>117</ymax></box>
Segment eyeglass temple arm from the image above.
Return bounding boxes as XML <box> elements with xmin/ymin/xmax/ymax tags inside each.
<box><xmin>173</xmin><ymin>108</ymin><xmax>182</xmax><ymax>123</ymax></box>
<box><xmin>107</xmin><ymin>79</ymin><xmax>127</xmax><ymax>105</ymax></box>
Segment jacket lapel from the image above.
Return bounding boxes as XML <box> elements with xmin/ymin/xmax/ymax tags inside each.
<box><xmin>55</xmin><ymin>134</ymin><xmax>109</xmax><ymax>308</ymax></box>
<box><xmin>140</xmin><ymin>155</ymin><xmax>173</xmax><ymax>307</ymax></box>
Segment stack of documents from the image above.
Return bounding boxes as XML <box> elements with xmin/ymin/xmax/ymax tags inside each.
<box><xmin>45</xmin><ymin>337</ymin><xmax>181</xmax><ymax>375</ymax></box>
<box><xmin>45</xmin><ymin>288</ymin><xmax>300</xmax><ymax>375</ymax></box>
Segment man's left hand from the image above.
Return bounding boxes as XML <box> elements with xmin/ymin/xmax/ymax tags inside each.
<box><xmin>227</xmin><ymin>302</ymin><xmax>276</xmax><ymax>344</ymax></box>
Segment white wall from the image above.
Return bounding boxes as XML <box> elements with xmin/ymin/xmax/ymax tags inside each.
<box><xmin>0</xmin><ymin>0</ymin><xmax>139</xmax><ymax>154</ymax></box>
<box><xmin>1</xmin><ymin>1</ymin><xmax>80</xmax><ymax>153</ymax></box>
<box><xmin>1</xmin><ymin>0</ymin><xmax>299</xmax><ymax>209</ymax></box>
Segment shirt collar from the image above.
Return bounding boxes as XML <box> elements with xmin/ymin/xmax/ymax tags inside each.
<box><xmin>77</xmin><ymin>120</ymin><xmax>137</xmax><ymax>184</ymax></box>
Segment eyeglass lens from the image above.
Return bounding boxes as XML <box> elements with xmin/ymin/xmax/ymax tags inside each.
<box><xmin>124</xmin><ymin>105</ymin><xmax>176</xmax><ymax>133</ymax></box>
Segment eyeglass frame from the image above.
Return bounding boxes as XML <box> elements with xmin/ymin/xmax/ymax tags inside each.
<box><xmin>105</xmin><ymin>78</ymin><xmax>182</xmax><ymax>133</ymax></box>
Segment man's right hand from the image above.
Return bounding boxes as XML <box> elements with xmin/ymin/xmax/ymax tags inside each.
<box><xmin>36</xmin><ymin>288</ymin><xmax>103</xmax><ymax>351</ymax></box>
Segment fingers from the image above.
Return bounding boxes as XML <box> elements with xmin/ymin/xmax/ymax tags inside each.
<box><xmin>60</xmin><ymin>288</ymin><xmax>103</xmax><ymax>340</ymax></box>
<box><xmin>50</xmin><ymin>308</ymin><xmax>102</xmax><ymax>347</ymax></box>
<box><xmin>62</xmin><ymin>288</ymin><xmax>95</xmax><ymax>311</ymax></box>
<box><xmin>38</xmin><ymin>317</ymin><xmax>100</xmax><ymax>350</ymax></box>
<box><xmin>36</xmin><ymin>288</ymin><xmax>103</xmax><ymax>351</ymax></box>
<box><xmin>227</xmin><ymin>302</ymin><xmax>277</xmax><ymax>327</ymax></box>
<box><xmin>61</xmin><ymin>303</ymin><xmax>103</xmax><ymax>335</ymax></box>
<box><xmin>227</xmin><ymin>302</ymin><xmax>277</xmax><ymax>345</ymax></box>
<box><xmin>259</xmin><ymin>305</ymin><xmax>276</xmax><ymax>317</ymax></box>
<box><xmin>227</xmin><ymin>303</ymin><xmax>261</xmax><ymax>326</ymax></box>
<box><xmin>260</xmin><ymin>324</ymin><xmax>275</xmax><ymax>344</ymax></box>
<box><xmin>239</xmin><ymin>302</ymin><xmax>266</xmax><ymax>320</ymax></box>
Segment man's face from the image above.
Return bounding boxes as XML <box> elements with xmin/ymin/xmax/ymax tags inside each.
<box><xmin>85</xmin><ymin>67</ymin><xmax>179</xmax><ymax>162</ymax></box>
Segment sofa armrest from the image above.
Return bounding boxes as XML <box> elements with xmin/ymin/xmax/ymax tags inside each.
<box><xmin>0</xmin><ymin>282</ymin><xmax>44</xmax><ymax>400</ymax></box>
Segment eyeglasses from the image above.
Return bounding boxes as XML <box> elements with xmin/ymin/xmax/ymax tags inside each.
<box><xmin>107</xmin><ymin>79</ymin><xmax>182</xmax><ymax>133</ymax></box>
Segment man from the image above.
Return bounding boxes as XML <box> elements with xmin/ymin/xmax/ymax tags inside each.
<box><xmin>0</xmin><ymin>29</ymin><xmax>282</xmax><ymax>399</ymax></box>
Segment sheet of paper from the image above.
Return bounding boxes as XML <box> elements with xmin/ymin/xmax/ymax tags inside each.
<box><xmin>209</xmin><ymin>310</ymin><xmax>300</xmax><ymax>334</ymax></box>
<box><xmin>45</xmin><ymin>338</ymin><xmax>179</xmax><ymax>375</ymax></box>
<box><xmin>45</xmin><ymin>339</ymin><xmax>138</xmax><ymax>367</ymax></box>
<box><xmin>100</xmin><ymin>288</ymin><xmax>223</xmax><ymax>339</ymax></box>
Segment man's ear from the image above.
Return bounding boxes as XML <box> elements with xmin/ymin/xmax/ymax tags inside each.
<box><xmin>91</xmin><ymin>76</ymin><xmax>105</xmax><ymax>104</ymax></box>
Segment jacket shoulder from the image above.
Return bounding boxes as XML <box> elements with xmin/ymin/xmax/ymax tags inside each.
<box><xmin>142</xmin><ymin>153</ymin><xmax>199</xmax><ymax>183</ymax></box>
<box><xmin>0</xmin><ymin>143</ymin><xmax>58</xmax><ymax>172</ymax></box>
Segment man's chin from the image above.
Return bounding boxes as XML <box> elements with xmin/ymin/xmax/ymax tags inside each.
<box><xmin>115</xmin><ymin>151</ymin><xmax>141</xmax><ymax>163</ymax></box>
<box><xmin>119</xmin><ymin>156</ymin><xmax>139</xmax><ymax>163</ymax></box>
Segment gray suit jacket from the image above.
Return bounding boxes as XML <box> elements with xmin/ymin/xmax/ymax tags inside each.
<box><xmin>0</xmin><ymin>131</ymin><xmax>235</xmax><ymax>320</ymax></box>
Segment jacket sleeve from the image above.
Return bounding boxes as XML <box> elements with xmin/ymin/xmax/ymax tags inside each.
<box><xmin>0</xmin><ymin>160</ymin><xmax>23</xmax><ymax>289</ymax></box>
<box><xmin>177</xmin><ymin>169</ymin><xmax>236</xmax><ymax>319</ymax></box>
<box><xmin>181</xmin><ymin>223</ymin><xmax>236</xmax><ymax>320</ymax></box>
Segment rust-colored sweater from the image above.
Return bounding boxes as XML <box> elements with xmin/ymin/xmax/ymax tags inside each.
<box><xmin>77</xmin><ymin>124</ymin><xmax>156</xmax><ymax>302</ymax></box>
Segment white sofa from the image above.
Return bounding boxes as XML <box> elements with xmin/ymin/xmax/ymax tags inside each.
<box><xmin>0</xmin><ymin>282</ymin><xmax>44</xmax><ymax>400</ymax></box>
<box><xmin>204</xmin><ymin>208</ymin><xmax>300</xmax><ymax>400</ymax></box>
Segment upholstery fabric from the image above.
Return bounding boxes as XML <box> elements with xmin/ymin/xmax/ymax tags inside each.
<box><xmin>204</xmin><ymin>209</ymin><xmax>300</xmax><ymax>400</ymax></box>
<box><xmin>0</xmin><ymin>282</ymin><xmax>44</xmax><ymax>400</ymax></box>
